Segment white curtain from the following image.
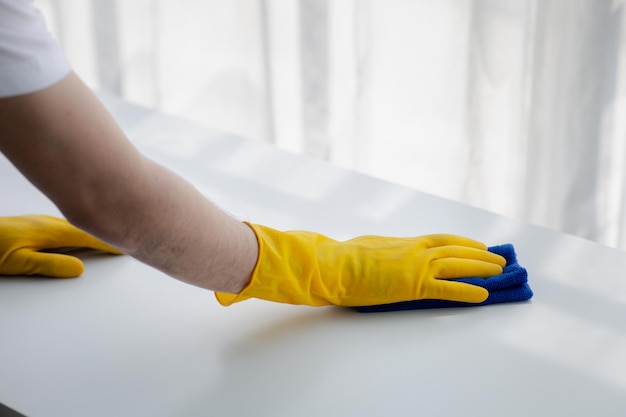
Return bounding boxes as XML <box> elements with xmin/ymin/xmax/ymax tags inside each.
<box><xmin>36</xmin><ymin>0</ymin><xmax>626</xmax><ymax>250</ymax></box>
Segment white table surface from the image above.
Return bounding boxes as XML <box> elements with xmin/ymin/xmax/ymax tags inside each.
<box><xmin>2</xmin><ymin>94</ymin><xmax>626</xmax><ymax>417</ymax></box>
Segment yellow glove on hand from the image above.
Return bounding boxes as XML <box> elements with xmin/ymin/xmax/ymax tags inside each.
<box><xmin>0</xmin><ymin>215</ymin><xmax>122</xmax><ymax>278</ymax></box>
<box><xmin>216</xmin><ymin>223</ymin><xmax>506</xmax><ymax>307</ymax></box>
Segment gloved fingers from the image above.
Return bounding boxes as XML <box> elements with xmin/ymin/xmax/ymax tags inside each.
<box><xmin>12</xmin><ymin>215</ymin><xmax>122</xmax><ymax>254</ymax></box>
<box><xmin>420</xmin><ymin>234</ymin><xmax>488</xmax><ymax>250</ymax></box>
<box><xmin>430</xmin><ymin>245</ymin><xmax>506</xmax><ymax>267</ymax></box>
<box><xmin>1</xmin><ymin>249</ymin><xmax>85</xmax><ymax>278</ymax></box>
<box><xmin>430</xmin><ymin>257</ymin><xmax>504</xmax><ymax>279</ymax></box>
<box><xmin>61</xmin><ymin>231</ymin><xmax>123</xmax><ymax>255</ymax></box>
<box><xmin>42</xmin><ymin>216</ymin><xmax>123</xmax><ymax>255</ymax></box>
<box><xmin>425</xmin><ymin>280</ymin><xmax>489</xmax><ymax>303</ymax></box>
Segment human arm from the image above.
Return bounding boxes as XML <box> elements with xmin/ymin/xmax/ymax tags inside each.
<box><xmin>0</xmin><ymin>71</ymin><xmax>507</xmax><ymax>304</ymax></box>
<box><xmin>0</xmin><ymin>72</ymin><xmax>258</xmax><ymax>293</ymax></box>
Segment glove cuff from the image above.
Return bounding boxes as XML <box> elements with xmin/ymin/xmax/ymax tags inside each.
<box><xmin>214</xmin><ymin>222</ymin><xmax>331</xmax><ymax>307</ymax></box>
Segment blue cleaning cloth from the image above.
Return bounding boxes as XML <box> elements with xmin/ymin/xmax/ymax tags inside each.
<box><xmin>354</xmin><ymin>244</ymin><xmax>533</xmax><ymax>313</ymax></box>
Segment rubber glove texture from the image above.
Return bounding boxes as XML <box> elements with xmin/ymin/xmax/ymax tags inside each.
<box><xmin>0</xmin><ymin>215</ymin><xmax>122</xmax><ymax>278</ymax></box>
<box><xmin>216</xmin><ymin>223</ymin><xmax>506</xmax><ymax>307</ymax></box>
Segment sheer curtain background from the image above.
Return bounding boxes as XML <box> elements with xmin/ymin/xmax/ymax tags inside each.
<box><xmin>35</xmin><ymin>0</ymin><xmax>626</xmax><ymax>250</ymax></box>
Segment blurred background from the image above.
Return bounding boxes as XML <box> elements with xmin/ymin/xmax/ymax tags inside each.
<box><xmin>35</xmin><ymin>0</ymin><xmax>626</xmax><ymax>250</ymax></box>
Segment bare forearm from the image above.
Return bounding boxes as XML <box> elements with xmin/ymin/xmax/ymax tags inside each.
<box><xmin>87</xmin><ymin>156</ymin><xmax>258</xmax><ymax>293</ymax></box>
<box><xmin>0</xmin><ymin>72</ymin><xmax>257</xmax><ymax>293</ymax></box>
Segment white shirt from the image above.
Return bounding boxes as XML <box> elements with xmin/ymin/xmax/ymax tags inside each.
<box><xmin>0</xmin><ymin>0</ymin><xmax>70</xmax><ymax>98</ymax></box>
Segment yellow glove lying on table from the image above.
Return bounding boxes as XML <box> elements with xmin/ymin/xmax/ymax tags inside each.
<box><xmin>0</xmin><ymin>215</ymin><xmax>122</xmax><ymax>278</ymax></box>
<box><xmin>216</xmin><ymin>223</ymin><xmax>507</xmax><ymax>307</ymax></box>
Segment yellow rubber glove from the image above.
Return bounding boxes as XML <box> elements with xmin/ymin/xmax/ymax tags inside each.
<box><xmin>216</xmin><ymin>223</ymin><xmax>507</xmax><ymax>307</ymax></box>
<box><xmin>0</xmin><ymin>215</ymin><xmax>122</xmax><ymax>278</ymax></box>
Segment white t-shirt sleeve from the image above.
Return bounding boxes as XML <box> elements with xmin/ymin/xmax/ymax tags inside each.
<box><xmin>0</xmin><ymin>0</ymin><xmax>71</xmax><ymax>98</ymax></box>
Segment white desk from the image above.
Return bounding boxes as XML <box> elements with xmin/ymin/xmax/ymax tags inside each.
<box><xmin>2</xmin><ymin>95</ymin><xmax>626</xmax><ymax>417</ymax></box>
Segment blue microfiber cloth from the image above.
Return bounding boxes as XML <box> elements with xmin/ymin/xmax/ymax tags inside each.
<box><xmin>354</xmin><ymin>244</ymin><xmax>533</xmax><ymax>313</ymax></box>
